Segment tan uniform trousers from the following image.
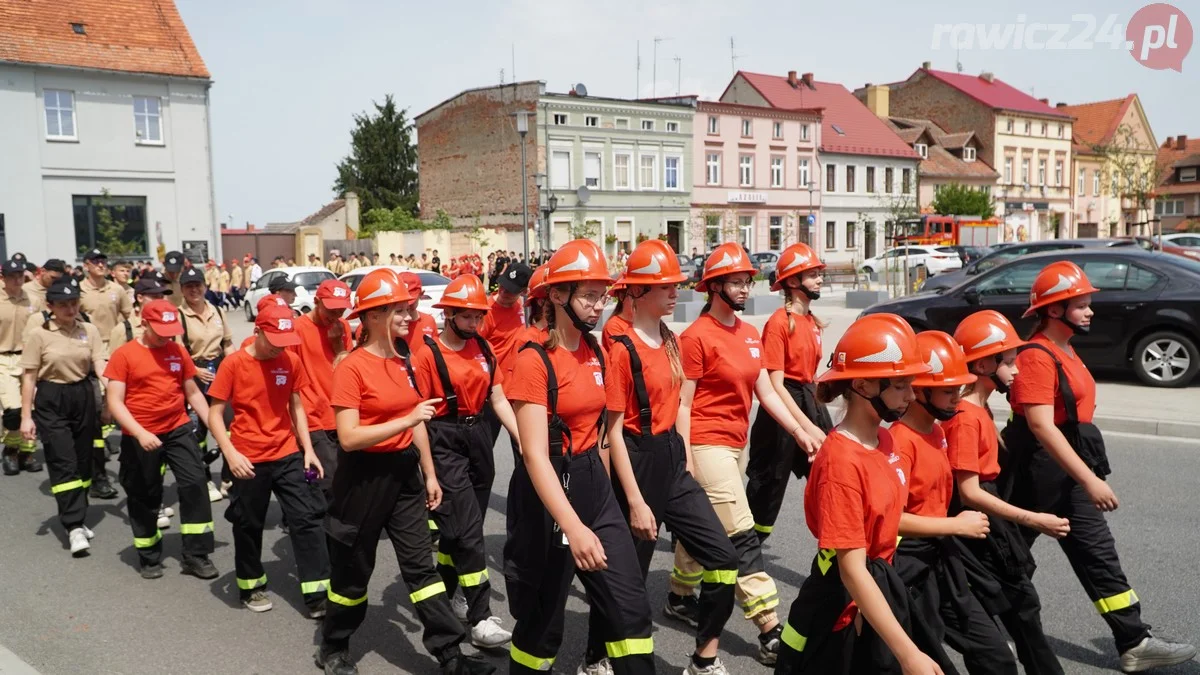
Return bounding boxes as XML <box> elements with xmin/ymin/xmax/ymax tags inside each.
<box><xmin>0</xmin><ymin>352</ymin><xmax>33</xmax><ymax>451</ymax></box>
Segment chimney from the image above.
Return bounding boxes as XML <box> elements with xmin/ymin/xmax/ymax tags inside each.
<box><xmin>801</xmin><ymin>72</ymin><xmax>814</xmax><ymax>88</ymax></box>
<box><xmin>345</xmin><ymin>191</ymin><xmax>360</xmax><ymax>233</ymax></box>
<box><xmin>1179</xmin><ymin>135</ymin><xmax>1189</xmax><ymax>150</ymax></box>
<box><xmin>1056</xmin><ymin>102</ymin><xmax>1068</xmax><ymax>108</ymax></box>
<box><xmin>979</xmin><ymin>72</ymin><xmax>995</xmax><ymax>83</ymax></box>
<box><xmin>922</xmin><ymin>61</ymin><xmax>932</xmax><ymax>70</ymax></box>
<box><xmin>787</xmin><ymin>70</ymin><xmax>798</xmax><ymax>87</ymax></box>
<box><xmin>865</xmin><ymin>84</ymin><xmax>891</xmax><ymax>118</ymax></box>
<box><xmin>1038</xmin><ymin>98</ymin><xmax>1049</xmax><ymax>105</ymax></box>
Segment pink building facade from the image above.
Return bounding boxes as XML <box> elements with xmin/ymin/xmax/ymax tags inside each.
<box><xmin>689</xmin><ymin>101</ymin><xmax>823</xmax><ymax>254</ymax></box>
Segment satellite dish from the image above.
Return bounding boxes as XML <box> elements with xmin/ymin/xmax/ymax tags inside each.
<box><xmin>575</xmin><ymin>83</ymin><xmax>588</xmax><ymax>97</ymax></box>
<box><xmin>576</xmin><ymin>186</ymin><xmax>591</xmax><ymax>204</ymax></box>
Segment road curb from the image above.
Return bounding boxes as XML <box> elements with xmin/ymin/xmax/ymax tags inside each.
<box><xmin>0</xmin><ymin>643</ymin><xmax>40</xmax><ymax>675</ymax></box>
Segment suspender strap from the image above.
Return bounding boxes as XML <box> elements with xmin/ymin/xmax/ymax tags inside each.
<box><xmin>423</xmin><ymin>335</ymin><xmax>459</xmax><ymax>419</ymax></box>
<box><xmin>475</xmin><ymin>335</ymin><xmax>497</xmax><ymax>397</ymax></box>
<box><xmin>124</xmin><ymin>319</ymin><xmax>133</xmax><ymax>343</ymax></box>
<box><xmin>520</xmin><ymin>341</ymin><xmax>569</xmax><ymax>458</ymax></box>
<box><xmin>610</xmin><ymin>334</ymin><xmax>652</xmax><ymax>436</ymax></box>
<box><xmin>1017</xmin><ymin>343</ymin><xmax>1079</xmax><ymax>424</ymax></box>
<box><xmin>581</xmin><ymin>332</ymin><xmax>609</xmax><ymax>450</ymax></box>
<box><xmin>393</xmin><ymin>338</ymin><xmax>421</xmax><ymax>397</ymax></box>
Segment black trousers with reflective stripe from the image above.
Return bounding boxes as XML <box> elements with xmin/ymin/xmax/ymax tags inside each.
<box><xmin>35</xmin><ymin>380</ymin><xmax>97</xmax><ymax>531</ymax></box>
<box><xmin>504</xmin><ymin>449</ymin><xmax>654</xmax><ymax>675</ymax></box>
<box><xmin>321</xmin><ymin>447</ymin><xmax>465</xmax><ymax>660</ymax></box>
<box><xmin>472</xmin><ymin>403</ymin><xmax>500</xmax><ymax>521</ymax></box>
<box><xmin>119</xmin><ymin>423</ymin><xmax>214</xmax><ymax>566</ymax></box>
<box><xmin>224</xmin><ymin>451</ymin><xmax>329</xmax><ymax>610</ymax></box>
<box><xmin>746</xmin><ymin>380</ymin><xmax>832</xmax><ymax>541</ymax></box>
<box><xmin>428</xmin><ymin>418</ymin><xmax>494</xmax><ymax>625</ymax></box>
<box><xmin>309</xmin><ymin>429</ymin><xmax>340</xmax><ymax>502</ymax></box>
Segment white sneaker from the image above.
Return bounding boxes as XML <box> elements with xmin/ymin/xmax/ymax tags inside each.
<box><xmin>1120</xmin><ymin>636</ymin><xmax>1197</xmax><ymax>672</ymax></box>
<box><xmin>576</xmin><ymin>658</ymin><xmax>614</xmax><ymax>675</ymax></box>
<box><xmin>156</xmin><ymin>508</ymin><xmax>171</xmax><ymax>529</ymax></box>
<box><xmin>68</xmin><ymin>528</ymin><xmax>91</xmax><ymax>556</ymax></box>
<box><xmin>219</xmin><ymin>481</ymin><xmax>232</xmax><ymax>498</ymax></box>
<box><xmin>684</xmin><ymin>657</ymin><xmax>729</xmax><ymax>675</ymax></box>
<box><xmin>451</xmin><ymin>592</ymin><xmax>469</xmax><ymax>622</ymax></box>
<box><xmin>162</xmin><ymin>506</ymin><xmax>175</xmax><ymax>518</ymax></box>
<box><xmin>208</xmin><ymin>481</ymin><xmax>223</xmax><ymax>502</ymax></box>
<box><xmin>470</xmin><ymin>616</ymin><xmax>512</xmax><ymax>650</ymax></box>
<box><xmin>82</xmin><ymin>525</ymin><xmax>95</xmax><ymax>540</ymax></box>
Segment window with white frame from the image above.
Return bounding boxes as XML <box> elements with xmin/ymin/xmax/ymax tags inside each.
<box><xmin>666</xmin><ymin>121</ymin><xmax>679</xmax><ymax>133</ymax></box>
<box><xmin>902</xmin><ymin>168</ymin><xmax>912</xmax><ymax>194</ymax></box>
<box><xmin>44</xmin><ymin>89</ymin><xmax>76</xmax><ymax>139</ymax></box>
<box><xmin>769</xmin><ymin>215</ymin><xmax>783</xmax><ymax>250</ymax></box>
<box><xmin>553</xmin><ymin>113</ymin><xmax>568</xmax><ymax>126</ymax></box>
<box><xmin>798</xmin><ymin>159</ymin><xmax>810</xmax><ymax>188</ymax></box>
<box><xmin>584</xmin><ymin>152</ymin><xmax>602</xmax><ymax>188</ymax></box>
<box><xmin>1057</xmin><ymin>124</ymin><xmax>1064</xmax><ymax>138</ymax></box>
<box><xmin>614</xmin><ymin>153</ymin><xmax>631</xmax><ymax>189</ymax></box>
<box><xmin>584</xmin><ymin>115</ymin><xmax>599</xmax><ymax>127</ymax></box>
<box><xmin>705</xmin><ymin>213</ymin><xmax>722</xmax><ymax>248</ymax></box>
<box><xmin>641</xmin><ymin>119</ymin><xmax>655</xmax><ymax>131</ymax></box>
<box><xmin>1004</xmin><ymin>157</ymin><xmax>1013</xmax><ymax>184</ymax></box>
<box><xmin>771</xmin><ymin>157</ymin><xmax>784</xmax><ymax>187</ymax></box>
<box><xmin>866</xmin><ymin>166</ymin><xmax>876</xmax><ymax>193</ymax></box>
<box><xmin>772</xmin><ymin>121</ymin><xmax>783</xmax><ymax>139</ymax></box>
<box><xmin>706</xmin><ymin>153</ymin><xmax>720</xmax><ymax>185</ymax></box>
<box><xmin>1055</xmin><ymin>159</ymin><xmax>1063</xmax><ymax>187</ymax></box>
<box><xmin>1078</xmin><ymin>168</ymin><xmax>1086</xmax><ymax>195</ymax></box>
<box><xmin>664</xmin><ymin>156</ymin><xmax>680</xmax><ymax>190</ymax></box>
<box><xmin>846</xmin><ymin>165</ymin><xmax>856</xmax><ymax>192</ymax></box>
<box><xmin>1024</xmin><ymin>121</ymin><xmax>1032</xmax><ymax>135</ymax></box>
<box><xmin>1006</xmin><ymin>118</ymin><xmax>1014</xmax><ymax>133</ymax></box>
<box><xmin>551</xmin><ymin>151</ymin><xmax>571</xmax><ymax>188</ymax></box>
<box><xmin>1093</xmin><ymin>172</ymin><xmax>1100</xmax><ymax>196</ymax></box>
<box><xmin>845</xmin><ymin>221</ymin><xmax>857</xmax><ymax>249</ymax></box>
<box><xmin>1021</xmin><ymin>158</ymin><xmax>1030</xmax><ymax>185</ymax></box>
<box><xmin>1041</xmin><ymin>123</ymin><xmax>1048</xmax><ymax>136</ymax></box>
<box><xmin>1111</xmin><ymin>174</ymin><xmax>1119</xmax><ymax>195</ymax></box>
<box><xmin>914</xmin><ymin>143</ymin><xmax>928</xmax><ymax>159</ymax></box>
<box><xmin>740</xmin><ymin>155</ymin><xmax>753</xmax><ymax>186</ymax></box>
<box><xmin>615</xmin><ymin>118</ymin><xmax>629</xmax><ymax>130</ymax></box>
<box><xmin>741</xmin><ymin>119</ymin><xmax>752</xmax><ymax>137</ymax></box>
<box><xmin>134</xmin><ymin>96</ymin><xmax>162</xmax><ymax>143</ymax></box>
<box><xmin>884</xmin><ymin>167</ymin><xmax>894</xmax><ymax>193</ymax></box>
<box><xmin>1156</xmin><ymin>199</ymin><xmax>1186</xmax><ymax>216</ymax></box>
<box><xmin>738</xmin><ymin>215</ymin><xmax>753</xmax><ymax>250</ymax></box>
<box><xmin>963</xmin><ymin>147</ymin><xmax>976</xmax><ymax>161</ymax></box>
<box><xmin>708</xmin><ymin>116</ymin><xmax>719</xmax><ymax>134</ymax></box>
<box><xmin>800</xmin><ymin>124</ymin><xmax>810</xmax><ymax>141</ymax></box>
<box><xmin>639</xmin><ymin>155</ymin><xmax>657</xmax><ymax>189</ymax></box>
<box><xmin>825</xmin><ymin>222</ymin><xmax>836</xmax><ymax>250</ymax></box>
<box><xmin>826</xmin><ymin>164</ymin><xmax>837</xmax><ymax>192</ymax></box>
<box><xmin>1038</xmin><ymin>159</ymin><xmax>1046</xmax><ymax>186</ymax></box>
<box><xmin>1181</xmin><ymin>167</ymin><xmax>1197</xmax><ymax>182</ymax></box>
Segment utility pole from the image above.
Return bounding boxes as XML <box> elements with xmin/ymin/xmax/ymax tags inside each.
<box><xmin>652</xmin><ymin>37</ymin><xmax>671</xmax><ymax>97</ymax></box>
<box><xmin>674</xmin><ymin>55</ymin><xmax>682</xmax><ymax>95</ymax></box>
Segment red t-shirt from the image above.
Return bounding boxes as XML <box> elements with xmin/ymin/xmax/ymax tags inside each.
<box><xmin>240</xmin><ymin>335</ymin><xmax>254</xmax><ymax>350</ymax></box>
<box><xmin>605</xmin><ymin>329</ymin><xmax>681</xmax><ymax>435</ymax></box>
<box><xmin>480</xmin><ymin>296</ymin><xmax>526</xmax><ymax>376</ymax></box>
<box><xmin>208</xmin><ymin>349</ymin><xmax>308</xmax><ymax>463</ymax></box>
<box><xmin>891</xmin><ymin>421</ymin><xmax>953</xmax><ymax>518</ymax></box>
<box><xmin>680</xmin><ymin>313</ymin><xmax>762</xmax><ymax>448</ymax></box>
<box><xmin>504</xmin><ymin>325</ymin><xmax>547</xmax><ymax>380</ymax></box>
<box><xmin>405</xmin><ymin>312</ymin><xmax>439</xmax><ymax>350</ymax></box>
<box><xmin>601</xmin><ymin>312</ymin><xmax>632</xmax><ymax>354</ymax></box>
<box><xmin>507</xmin><ymin>339</ymin><xmax>605</xmax><ymax>455</ymax></box>
<box><xmin>331</xmin><ymin>348</ymin><xmax>423</xmax><ymax>452</ymax></box>
<box><xmin>1010</xmin><ymin>335</ymin><xmax>1096</xmax><ymax>425</ymax></box>
<box><xmin>761</xmin><ymin>308</ymin><xmax>823</xmax><ymax>383</ymax></box>
<box><xmin>805</xmin><ymin>429</ymin><xmax>907</xmax><ymax>561</ymax></box>
<box><xmin>290</xmin><ymin>314</ymin><xmax>351</xmax><ymax>431</ymax></box>
<box><xmin>943</xmin><ymin>400</ymin><xmax>1001</xmax><ymax>482</ymax></box>
<box><xmin>412</xmin><ymin>337</ymin><xmax>500</xmax><ymax>417</ymax></box>
<box><xmin>104</xmin><ymin>340</ymin><xmax>196</xmax><ymax>435</ymax></box>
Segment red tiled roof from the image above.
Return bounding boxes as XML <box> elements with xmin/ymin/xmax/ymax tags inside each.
<box><xmin>1058</xmin><ymin>95</ymin><xmax>1136</xmax><ymax>154</ymax></box>
<box><xmin>921</xmin><ymin>69</ymin><xmax>1071</xmax><ymax>119</ymax></box>
<box><xmin>921</xmin><ymin>145</ymin><xmax>999</xmax><ymax>180</ymax></box>
<box><xmin>1157</xmin><ymin>137</ymin><xmax>1200</xmax><ymax>195</ymax></box>
<box><xmin>730</xmin><ymin>71</ymin><xmax>919</xmax><ymax>159</ymax></box>
<box><xmin>0</xmin><ymin>0</ymin><xmax>208</xmax><ymax>79</ymax></box>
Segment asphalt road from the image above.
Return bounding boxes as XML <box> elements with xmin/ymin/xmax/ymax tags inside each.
<box><xmin>0</xmin><ymin>313</ymin><xmax>1196</xmax><ymax>674</ymax></box>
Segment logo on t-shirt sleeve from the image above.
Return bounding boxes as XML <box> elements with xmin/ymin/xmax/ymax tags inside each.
<box><xmin>169</xmin><ymin>362</ymin><xmax>181</xmax><ymax>373</ymax></box>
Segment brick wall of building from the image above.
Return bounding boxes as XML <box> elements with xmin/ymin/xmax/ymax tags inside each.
<box><xmin>887</xmin><ymin>73</ymin><xmax>998</xmax><ymax>166</ymax></box>
<box><xmin>416</xmin><ymin>82</ymin><xmax>541</xmax><ymax>230</ymax></box>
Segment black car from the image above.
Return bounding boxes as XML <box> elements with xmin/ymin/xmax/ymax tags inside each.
<box><xmin>861</xmin><ymin>248</ymin><xmax>1200</xmax><ymax>387</ymax></box>
<box><xmin>919</xmin><ymin>238</ymin><xmax>1136</xmax><ymax>293</ymax></box>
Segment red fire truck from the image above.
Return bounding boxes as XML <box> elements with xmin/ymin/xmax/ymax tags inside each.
<box><xmin>893</xmin><ymin>215</ymin><xmax>1000</xmax><ymax>247</ymax></box>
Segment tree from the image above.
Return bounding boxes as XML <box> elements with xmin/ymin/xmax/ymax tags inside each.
<box><xmin>874</xmin><ymin>193</ymin><xmax>920</xmax><ymax>246</ymax></box>
<box><xmin>931</xmin><ymin>183</ymin><xmax>996</xmax><ymax>219</ymax></box>
<box><xmin>81</xmin><ymin>189</ymin><xmax>146</xmax><ymax>258</ymax></box>
<box><xmin>334</xmin><ymin>95</ymin><xmax>419</xmax><ymax>215</ymax></box>
<box><xmin>1091</xmin><ymin>123</ymin><xmax>1164</xmax><ymax>238</ymax></box>
<box><xmin>358</xmin><ymin>206</ymin><xmax>451</xmax><ymax>235</ymax></box>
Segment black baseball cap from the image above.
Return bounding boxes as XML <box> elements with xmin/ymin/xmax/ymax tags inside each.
<box><xmin>46</xmin><ymin>278</ymin><xmax>80</xmax><ymax>302</ymax></box>
<box><xmin>82</xmin><ymin>248</ymin><xmax>107</xmax><ymax>263</ymax></box>
<box><xmin>499</xmin><ymin>263</ymin><xmax>533</xmax><ymax>294</ymax></box>
<box><xmin>268</xmin><ymin>275</ymin><xmax>298</xmax><ymax>293</ymax></box>
<box><xmin>42</xmin><ymin>259</ymin><xmax>67</xmax><ymax>274</ymax></box>
<box><xmin>179</xmin><ymin>267</ymin><xmax>205</xmax><ymax>285</ymax></box>
<box><xmin>134</xmin><ymin>277</ymin><xmax>171</xmax><ymax>296</ymax></box>
<box><xmin>2</xmin><ymin>260</ymin><xmax>25</xmax><ymax>277</ymax></box>
<box><xmin>164</xmin><ymin>251</ymin><xmax>185</xmax><ymax>273</ymax></box>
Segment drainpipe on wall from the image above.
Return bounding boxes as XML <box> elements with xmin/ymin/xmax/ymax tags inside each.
<box><xmin>205</xmin><ymin>81</ymin><xmax>222</xmax><ymax>263</ymax></box>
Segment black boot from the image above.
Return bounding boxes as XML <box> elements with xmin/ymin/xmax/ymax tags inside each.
<box><xmin>18</xmin><ymin>452</ymin><xmax>42</xmax><ymax>473</ymax></box>
<box><xmin>2</xmin><ymin>449</ymin><xmax>18</xmax><ymax>476</ymax></box>
<box><xmin>89</xmin><ymin>473</ymin><xmax>119</xmax><ymax>499</ymax></box>
<box><xmin>314</xmin><ymin>645</ymin><xmax>358</xmax><ymax>675</ymax></box>
<box><xmin>440</xmin><ymin>651</ymin><xmax>496</xmax><ymax>675</ymax></box>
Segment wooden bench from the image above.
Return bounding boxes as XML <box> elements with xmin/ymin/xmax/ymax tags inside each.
<box><xmin>822</xmin><ymin>263</ymin><xmax>863</xmax><ymax>287</ymax></box>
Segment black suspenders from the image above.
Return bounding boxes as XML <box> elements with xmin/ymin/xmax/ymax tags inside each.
<box><xmin>393</xmin><ymin>338</ymin><xmax>421</xmax><ymax>395</ymax></box>
<box><xmin>1017</xmin><ymin>343</ymin><xmax>1079</xmax><ymax>424</ymax></box>
<box><xmin>518</xmin><ymin>334</ymin><xmax>607</xmax><ymax>459</ymax></box>
<box><xmin>610</xmin><ymin>334</ymin><xmax>653</xmax><ymax>436</ymax></box>
<box><xmin>422</xmin><ymin>334</ymin><xmax>497</xmax><ymax>420</ymax></box>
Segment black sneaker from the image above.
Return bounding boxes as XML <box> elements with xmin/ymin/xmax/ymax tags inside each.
<box><xmin>1</xmin><ymin>450</ymin><xmax>18</xmax><ymax>476</ymax></box>
<box><xmin>440</xmin><ymin>653</ymin><xmax>496</xmax><ymax>675</ymax></box>
<box><xmin>308</xmin><ymin>599</ymin><xmax>327</xmax><ymax>619</ymax></box>
<box><xmin>757</xmin><ymin>624</ymin><xmax>783</xmax><ymax>666</ymax></box>
<box><xmin>18</xmin><ymin>453</ymin><xmax>42</xmax><ymax>473</ymax></box>
<box><xmin>663</xmin><ymin>592</ymin><xmax>700</xmax><ymax>628</ymax></box>
<box><xmin>314</xmin><ymin>645</ymin><xmax>358</xmax><ymax>675</ymax></box>
<box><xmin>180</xmin><ymin>555</ymin><xmax>219</xmax><ymax>580</ymax></box>
<box><xmin>89</xmin><ymin>474</ymin><xmax>119</xmax><ymax>499</ymax></box>
<box><xmin>140</xmin><ymin>563</ymin><xmax>164</xmax><ymax>580</ymax></box>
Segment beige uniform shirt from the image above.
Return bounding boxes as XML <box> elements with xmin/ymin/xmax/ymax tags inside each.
<box><xmin>79</xmin><ymin>277</ymin><xmax>133</xmax><ymax>346</ymax></box>
<box><xmin>328</xmin><ymin>259</ymin><xmax>344</xmax><ymax>275</ymax></box>
<box><xmin>180</xmin><ymin>301</ymin><xmax>232</xmax><ymax>362</ymax></box>
<box><xmin>106</xmin><ymin>316</ymin><xmax>145</xmax><ymax>358</ymax></box>
<box><xmin>22</xmin><ymin>280</ymin><xmax>49</xmax><ymax>313</ymax></box>
<box><xmin>219</xmin><ymin>270</ymin><xmax>231</xmax><ymax>293</ymax></box>
<box><xmin>20</xmin><ymin>320</ymin><xmax>104</xmax><ymax>384</ymax></box>
<box><xmin>230</xmin><ymin>266</ymin><xmax>244</xmax><ymax>290</ymax></box>
<box><xmin>0</xmin><ymin>290</ymin><xmax>36</xmax><ymax>354</ymax></box>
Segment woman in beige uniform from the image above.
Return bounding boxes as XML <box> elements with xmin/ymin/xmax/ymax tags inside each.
<box><xmin>19</xmin><ymin>278</ymin><xmax>106</xmax><ymax>556</ymax></box>
<box><xmin>178</xmin><ymin>267</ymin><xmax>235</xmax><ymax>502</ymax></box>
<box><xmin>0</xmin><ymin>259</ymin><xmax>39</xmax><ymax>476</ymax></box>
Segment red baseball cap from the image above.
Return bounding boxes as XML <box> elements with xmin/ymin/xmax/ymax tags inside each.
<box><xmin>256</xmin><ymin>293</ymin><xmax>289</xmax><ymax>312</ymax></box>
<box><xmin>255</xmin><ymin>304</ymin><xmax>301</xmax><ymax>347</ymax></box>
<box><xmin>399</xmin><ymin>271</ymin><xmax>429</xmax><ymax>300</ymax></box>
<box><xmin>316</xmin><ymin>279</ymin><xmax>352</xmax><ymax>309</ymax></box>
<box><xmin>141</xmin><ymin>299</ymin><xmax>185</xmax><ymax>337</ymax></box>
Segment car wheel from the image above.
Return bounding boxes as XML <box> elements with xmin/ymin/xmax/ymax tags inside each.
<box><xmin>1132</xmin><ymin>331</ymin><xmax>1199</xmax><ymax>387</ymax></box>
<box><xmin>861</xmin><ymin>266</ymin><xmax>874</xmax><ymax>276</ymax></box>
<box><xmin>244</xmin><ymin>300</ymin><xmax>254</xmax><ymax>321</ymax></box>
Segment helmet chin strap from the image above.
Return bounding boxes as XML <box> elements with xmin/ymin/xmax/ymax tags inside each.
<box><xmin>714</xmin><ymin>281</ymin><xmax>745</xmax><ymax>311</ymax></box>
<box><xmin>919</xmin><ymin>389</ymin><xmax>959</xmax><ymax>421</ymax></box>
<box><xmin>801</xmin><ymin>288</ymin><xmax>821</xmax><ymax>301</ymax></box>
<box><xmin>852</xmin><ymin>378</ymin><xmax>905</xmax><ymax>422</ymax></box>
<box><xmin>1052</xmin><ymin>303</ymin><xmax>1089</xmax><ymax>336</ymax></box>
<box><xmin>449</xmin><ymin>317</ymin><xmax>477</xmax><ymax>340</ymax></box>
<box><xmin>564</xmin><ymin>297</ymin><xmax>598</xmax><ymax>332</ymax></box>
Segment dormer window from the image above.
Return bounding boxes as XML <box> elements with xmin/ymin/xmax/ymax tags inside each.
<box><xmin>963</xmin><ymin>147</ymin><xmax>976</xmax><ymax>162</ymax></box>
<box><xmin>914</xmin><ymin>143</ymin><xmax>928</xmax><ymax>159</ymax></box>
<box><xmin>71</xmin><ymin>23</ymin><xmax>86</xmax><ymax>35</ymax></box>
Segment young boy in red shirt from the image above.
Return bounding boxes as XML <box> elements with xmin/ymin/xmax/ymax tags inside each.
<box><xmin>105</xmin><ymin>300</ymin><xmax>218</xmax><ymax>580</ymax></box>
<box><xmin>207</xmin><ymin>303</ymin><xmax>330</xmax><ymax>616</ymax></box>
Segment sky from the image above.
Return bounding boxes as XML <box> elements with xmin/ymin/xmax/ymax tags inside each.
<box><xmin>176</xmin><ymin>0</ymin><xmax>1198</xmax><ymax>230</ymax></box>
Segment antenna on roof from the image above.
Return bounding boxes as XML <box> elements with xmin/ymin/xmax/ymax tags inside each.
<box><xmin>674</xmin><ymin>55</ymin><xmax>682</xmax><ymax>95</ymax></box>
<box><xmin>730</xmin><ymin>37</ymin><xmax>742</xmax><ymax>75</ymax></box>
<box><xmin>636</xmin><ymin>40</ymin><xmax>641</xmax><ymax>98</ymax></box>
<box><xmin>512</xmin><ymin>43</ymin><xmax>516</xmax><ymax>85</ymax></box>
<box><xmin>500</xmin><ymin>68</ymin><xmax>505</xmax><ymax>86</ymax></box>
<box><xmin>956</xmin><ymin>47</ymin><xmax>963</xmax><ymax>73</ymax></box>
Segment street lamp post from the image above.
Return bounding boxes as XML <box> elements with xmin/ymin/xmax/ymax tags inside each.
<box><xmin>516</xmin><ymin>112</ymin><xmax>530</xmax><ymax>263</ymax></box>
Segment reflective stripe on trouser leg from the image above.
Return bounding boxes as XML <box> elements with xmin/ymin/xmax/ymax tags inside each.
<box><xmin>225</xmin><ymin>453</ymin><xmax>273</xmax><ymax>598</ymax></box>
<box><xmin>429</xmin><ymin>424</ymin><xmax>494</xmax><ymax>625</ymax></box>
<box><xmin>157</xmin><ymin>424</ymin><xmax>217</xmax><ymax>559</ymax></box>
<box><xmin>18</xmin><ymin>440</ymin><xmax>36</xmax><ymax>453</ymax></box>
<box><xmin>269</xmin><ymin>453</ymin><xmax>331</xmax><ymax>610</ymax></box>
<box><xmin>119</xmin><ymin>431</ymin><xmax>166</xmax><ymax>566</ymax></box>
<box><xmin>35</xmin><ymin>381</ymin><xmax>96</xmax><ymax>530</ymax></box>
